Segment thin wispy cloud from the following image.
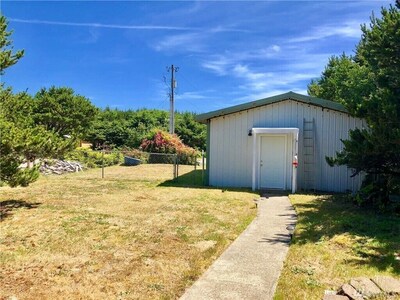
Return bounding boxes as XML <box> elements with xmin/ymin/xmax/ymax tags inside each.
<box><xmin>201</xmin><ymin>45</ymin><xmax>284</xmax><ymax>76</ymax></box>
<box><xmin>233</xmin><ymin>64</ymin><xmax>270</xmax><ymax>81</ymax></box>
<box><xmin>270</xmin><ymin>45</ymin><xmax>281</xmax><ymax>53</ymax></box>
<box><xmin>200</xmin><ymin>45</ymin><xmax>323</xmax><ymax>102</ymax></box>
<box><xmin>236</xmin><ymin>68</ymin><xmax>318</xmax><ymax>94</ymax></box>
<box><xmin>202</xmin><ymin>46</ymin><xmax>323</xmax><ymax>81</ymax></box>
<box><xmin>175</xmin><ymin>91</ymin><xmax>208</xmax><ymax>100</ymax></box>
<box><xmin>201</xmin><ymin>56</ymin><xmax>231</xmax><ymax>76</ymax></box>
<box><xmin>208</xmin><ymin>26</ymin><xmax>249</xmax><ymax>33</ymax></box>
<box><xmin>153</xmin><ymin>33</ymin><xmax>206</xmax><ymax>53</ymax></box>
<box><xmin>3</xmin><ymin>0</ymin><xmax>384</xmax><ymax>112</ymax></box>
<box><xmin>152</xmin><ymin>25</ymin><xmax>247</xmax><ymax>53</ymax></box>
<box><xmin>201</xmin><ymin>44</ymin><xmax>283</xmax><ymax>75</ymax></box>
<box><xmin>83</xmin><ymin>28</ymin><xmax>100</xmax><ymax>44</ymax></box>
<box><xmin>202</xmin><ymin>62</ymin><xmax>226</xmax><ymax>76</ymax></box>
<box><xmin>9</xmin><ymin>18</ymin><xmax>196</xmax><ymax>31</ymax></box>
<box><xmin>289</xmin><ymin>21</ymin><xmax>362</xmax><ymax>43</ymax></box>
<box><xmin>10</xmin><ymin>17</ymin><xmax>246</xmax><ymax>33</ymax></box>
<box><xmin>286</xmin><ymin>54</ymin><xmax>330</xmax><ymax>72</ymax></box>
<box><xmin>234</xmin><ymin>88</ymin><xmax>308</xmax><ymax>104</ymax></box>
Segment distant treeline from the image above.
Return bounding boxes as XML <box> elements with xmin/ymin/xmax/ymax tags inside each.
<box><xmin>87</xmin><ymin>108</ymin><xmax>206</xmax><ymax>151</ymax></box>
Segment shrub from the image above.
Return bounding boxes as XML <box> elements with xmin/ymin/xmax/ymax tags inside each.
<box><xmin>140</xmin><ymin>130</ymin><xmax>198</xmax><ymax>165</ymax></box>
<box><xmin>120</xmin><ymin>147</ymin><xmax>149</xmax><ymax>163</ymax></box>
<box><xmin>65</xmin><ymin>148</ymin><xmax>123</xmax><ymax>168</ymax></box>
<box><xmin>355</xmin><ymin>174</ymin><xmax>400</xmax><ymax>211</ymax></box>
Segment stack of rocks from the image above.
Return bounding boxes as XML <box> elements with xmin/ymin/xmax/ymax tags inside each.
<box><xmin>323</xmin><ymin>276</ymin><xmax>400</xmax><ymax>300</ymax></box>
<box><xmin>40</xmin><ymin>160</ymin><xmax>84</xmax><ymax>175</ymax></box>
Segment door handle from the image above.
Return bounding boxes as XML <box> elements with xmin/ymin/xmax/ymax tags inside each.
<box><xmin>260</xmin><ymin>160</ymin><xmax>263</xmax><ymax>167</ymax></box>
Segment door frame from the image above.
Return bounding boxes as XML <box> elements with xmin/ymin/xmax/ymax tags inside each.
<box><xmin>259</xmin><ymin>134</ymin><xmax>287</xmax><ymax>190</ymax></box>
<box><xmin>251</xmin><ymin>128</ymin><xmax>299</xmax><ymax>193</ymax></box>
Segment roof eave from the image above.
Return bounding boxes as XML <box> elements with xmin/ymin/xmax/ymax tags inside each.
<box><xmin>195</xmin><ymin>92</ymin><xmax>348</xmax><ymax>123</ymax></box>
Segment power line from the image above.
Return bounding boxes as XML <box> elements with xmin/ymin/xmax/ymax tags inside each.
<box><xmin>176</xmin><ymin>72</ymin><xmax>205</xmax><ymax>112</ymax></box>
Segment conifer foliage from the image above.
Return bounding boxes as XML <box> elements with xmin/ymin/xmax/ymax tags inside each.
<box><xmin>309</xmin><ymin>3</ymin><xmax>400</xmax><ymax>208</ymax></box>
<box><xmin>0</xmin><ymin>16</ymin><xmax>97</xmax><ymax>186</ymax></box>
<box><xmin>0</xmin><ymin>16</ymin><xmax>23</xmax><ymax>74</ymax></box>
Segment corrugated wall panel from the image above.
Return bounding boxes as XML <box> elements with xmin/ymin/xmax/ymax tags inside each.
<box><xmin>319</xmin><ymin>108</ymin><xmax>327</xmax><ymax>191</ymax></box>
<box><xmin>242</xmin><ymin>111</ymin><xmax>251</xmax><ymax>186</ymax></box>
<box><xmin>329</xmin><ymin>111</ymin><xmax>338</xmax><ymax>190</ymax></box>
<box><xmin>297</xmin><ymin>102</ymin><xmax>305</xmax><ymax>189</ymax></box>
<box><xmin>338</xmin><ymin>113</ymin><xmax>346</xmax><ymax>191</ymax></box>
<box><xmin>315</xmin><ymin>104</ymin><xmax>323</xmax><ymax>190</ymax></box>
<box><xmin>246</xmin><ymin>110</ymin><xmax>254</xmax><ymax>186</ymax></box>
<box><xmin>208</xmin><ymin>99</ymin><xmax>364</xmax><ymax>192</ymax></box>
<box><xmin>225</xmin><ymin>115</ymin><xmax>233</xmax><ymax>186</ymax></box>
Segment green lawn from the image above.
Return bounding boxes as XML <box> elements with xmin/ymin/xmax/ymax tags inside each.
<box><xmin>275</xmin><ymin>194</ymin><xmax>400</xmax><ymax>299</ymax></box>
<box><xmin>0</xmin><ymin>165</ymin><xmax>257</xmax><ymax>300</ymax></box>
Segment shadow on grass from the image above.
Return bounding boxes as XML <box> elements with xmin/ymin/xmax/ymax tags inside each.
<box><xmin>159</xmin><ymin>170</ymin><xmax>204</xmax><ymax>188</ymax></box>
<box><xmin>0</xmin><ymin>199</ymin><xmax>41</xmax><ymax>221</ymax></box>
<box><xmin>293</xmin><ymin>194</ymin><xmax>400</xmax><ymax>274</ymax></box>
<box><xmin>260</xmin><ymin>189</ymin><xmax>290</xmax><ymax>197</ymax></box>
<box><xmin>158</xmin><ymin>170</ymin><xmax>257</xmax><ymax>195</ymax></box>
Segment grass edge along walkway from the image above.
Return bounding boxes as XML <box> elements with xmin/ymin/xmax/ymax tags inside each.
<box><xmin>181</xmin><ymin>196</ymin><xmax>296</xmax><ymax>299</ymax></box>
<box><xmin>274</xmin><ymin>194</ymin><xmax>400</xmax><ymax>300</ymax></box>
<box><xmin>0</xmin><ymin>165</ymin><xmax>258</xmax><ymax>300</ymax></box>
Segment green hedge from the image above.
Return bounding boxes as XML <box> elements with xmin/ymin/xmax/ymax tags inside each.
<box><xmin>65</xmin><ymin>148</ymin><xmax>123</xmax><ymax>168</ymax></box>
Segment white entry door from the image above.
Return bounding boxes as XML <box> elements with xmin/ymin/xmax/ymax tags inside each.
<box><xmin>260</xmin><ymin>135</ymin><xmax>287</xmax><ymax>189</ymax></box>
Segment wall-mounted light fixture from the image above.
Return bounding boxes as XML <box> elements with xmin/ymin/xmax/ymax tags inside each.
<box><xmin>248</xmin><ymin>129</ymin><xmax>253</xmax><ymax>136</ymax></box>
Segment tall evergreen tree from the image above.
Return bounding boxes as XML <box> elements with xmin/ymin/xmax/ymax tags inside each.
<box><xmin>175</xmin><ymin>112</ymin><xmax>206</xmax><ymax>150</ymax></box>
<box><xmin>309</xmin><ymin>3</ymin><xmax>400</xmax><ymax>207</ymax></box>
<box><xmin>33</xmin><ymin>86</ymin><xmax>98</xmax><ymax>139</ymax></box>
<box><xmin>0</xmin><ymin>15</ymin><xmax>24</xmax><ymax>74</ymax></box>
<box><xmin>0</xmin><ymin>15</ymin><xmax>37</xmax><ymax>186</ymax></box>
<box><xmin>0</xmin><ymin>16</ymin><xmax>97</xmax><ymax>187</ymax></box>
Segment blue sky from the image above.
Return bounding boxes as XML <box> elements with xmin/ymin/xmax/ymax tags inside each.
<box><xmin>2</xmin><ymin>1</ymin><xmax>390</xmax><ymax>113</ymax></box>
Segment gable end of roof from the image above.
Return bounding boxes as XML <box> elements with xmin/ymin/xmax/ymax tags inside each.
<box><xmin>195</xmin><ymin>91</ymin><xmax>348</xmax><ymax>123</ymax></box>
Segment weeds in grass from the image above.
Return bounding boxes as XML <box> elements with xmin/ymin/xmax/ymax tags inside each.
<box><xmin>274</xmin><ymin>194</ymin><xmax>400</xmax><ymax>300</ymax></box>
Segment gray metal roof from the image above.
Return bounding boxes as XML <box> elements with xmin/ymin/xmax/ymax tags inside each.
<box><xmin>195</xmin><ymin>91</ymin><xmax>348</xmax><ymax>123</ymax></box>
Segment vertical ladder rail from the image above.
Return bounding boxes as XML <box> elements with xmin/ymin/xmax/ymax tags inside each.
<box><xmin>303</xmin><ymin>118</ymin><xmax>316</xmax><ymax>192</ymax></box>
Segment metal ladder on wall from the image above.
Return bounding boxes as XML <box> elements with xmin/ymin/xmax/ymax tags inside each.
<box><xmin>303</xmin><ymin>118</ymin><xmax>316</xmax><ymax>191</ymax></box>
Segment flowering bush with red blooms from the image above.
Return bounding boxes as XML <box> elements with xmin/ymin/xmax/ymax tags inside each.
<box><xmin>140</xmin><ymin>130</ymin><xmax>198</xmax><ymax>164</ymax></box>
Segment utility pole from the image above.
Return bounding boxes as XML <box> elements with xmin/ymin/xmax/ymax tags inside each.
<box><xmin>167</xmin><ymin>64</ymin><xmax>178</xmax><ymax>134</ymax></box>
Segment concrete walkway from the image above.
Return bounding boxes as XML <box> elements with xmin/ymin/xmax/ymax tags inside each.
<box><xmin>180</xmin><ymin>196</ymin><xmax>296</xmax><ymax>300</ymax></box>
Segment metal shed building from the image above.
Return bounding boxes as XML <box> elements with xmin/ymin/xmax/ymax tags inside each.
<box><xmin>196</xmin><ymin>92</ymin><xmax>365</xmax><ymax>193</ymax></box>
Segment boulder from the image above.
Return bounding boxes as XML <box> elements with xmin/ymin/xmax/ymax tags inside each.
<box><xmin>323</xmin><ymin>295</ymin><xmax>349</xmax><ymax>300</ymax></box>
<box><xmin>350</xmin><ymin>277</ymin><xmax>382</xmax><ymax>298</ymax></box>
<box><xmin>371</xmin><ymin>276</ymin><xmax>400</xmax><ymax>295</ymax></box>
<box><xmin>341</xmin><ymin>283</ymin><xmax>363</xmax><ymax>300</ymax></box>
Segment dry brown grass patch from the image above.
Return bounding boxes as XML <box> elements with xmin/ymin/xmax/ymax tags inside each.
<box><xmin>0</xmin><ymin>165</ymin><xmax>257</xmax><ymax>300</ymax></box>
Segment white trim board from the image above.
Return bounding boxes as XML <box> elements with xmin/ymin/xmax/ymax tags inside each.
<box><xmin>251</xmin><ymin>128</ymin><xmax>299</xmax><ymax>193</ymax></box>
